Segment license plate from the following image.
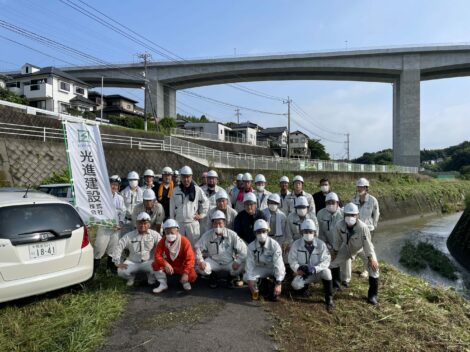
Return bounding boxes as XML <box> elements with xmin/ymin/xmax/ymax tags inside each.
<box><xmin>29</xmin><ymin>242</ymin><xmax>57</xmax><ymax>260</ymax></box>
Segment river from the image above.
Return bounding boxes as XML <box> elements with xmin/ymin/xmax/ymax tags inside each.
<box><xmin>373</xmin><ymin>212</ymin><xmax>469</xmax><ymax>297</ymax></box>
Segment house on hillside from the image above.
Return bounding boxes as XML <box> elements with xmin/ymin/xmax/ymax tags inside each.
<box><xmin>289</xmin><ymin>130</ymin><xmax>310</xmax><ymax>158</ymax></box>
<box><xmin>88</xmin><ymin>92</ymin><xmax>144</xmax><ymax>119</ymax></box>
<box><xmin>6</xmin><ymin>63</ymin><xmax>94</xmax><ymax>113</ymax></box>
<box><xmin>183</xmin><ymin>121</ymin><xmax>232</xmax><ymax>141</ymax></box>
<box><xmin>257</xmin><ymin>126</ymin><xmax>288</xmax><ymax>156</ymax></box>
<box><xmin>227</xmin><ymin>121</ymin><xmax>262</xmax><ymax>145</ymax></box>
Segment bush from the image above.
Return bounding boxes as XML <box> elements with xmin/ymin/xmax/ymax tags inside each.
<box><xmin>0</xmin><ymin>86</ymin><xmax>29</xmax><ymax>105</ymax></box>
<box><xmin>41</xmin><ymin>168</ymin><xmax>70</xmax><ymax>185</ymax></box>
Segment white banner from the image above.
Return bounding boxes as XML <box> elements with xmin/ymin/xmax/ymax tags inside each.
<box><xmin>65</xmin><ymin>121</ymin><xmax>117</xmax><ymax>227</ymax></box>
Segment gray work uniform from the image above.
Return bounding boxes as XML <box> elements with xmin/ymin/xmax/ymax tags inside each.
<box><xmin>244</xmin><ymin>237</ymin><xmax>286</xmax><ymax>282</ymax></box>
<box><xmin>286</xmin><ymin>191</ymin><xmax>316</xmax><ymax>215</ymax></box>
<box><xmin>275</xmin><ymin>191</ymin><xmax>291</xmax><ymax>215</ymax></box>
<box><xmin>351</xmin><ymin>193</ymin><xmax>380</xmax><ymax>231</ymax></box>
<box><xmin>201</xmin><ymin>184</ymin><xmax>225</xmax><ymax>209</ymax></box>
<box><xmin>131</xmin><ymin>202</ymin><xmax>165</xmax><ymax>231</ymax></box>
<box><xmin>120</xmin><ymin>186</ymin><xmax>143</xmax><ymax>235</ymax></box>
<box><xmin>262</xmin><ymin>208</ymin><xmax>287</xmax><ymax>246</ymax></box>
<box><xmin>254</xmin><ymin>190</ymin><xmax>272</xmax><ymax>211</ymax></box>
<box><xmin>200</xmin><ymin>206</ymin><xmax>238</xmax><ymax>234</ymax></box>
<box><xmin>285</xmin><ymin>212</ymin><xmax>319</xmax><ymax>244</ymax></box>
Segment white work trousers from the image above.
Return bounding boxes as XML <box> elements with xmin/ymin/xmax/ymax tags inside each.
<box><xmin>197</xmin><ymin>257</ymin><xmax>244</xmax><ymax>277</ymax></box>
<box><xmin>330</xmin><ymin>247</ymin><xmax>379</xmax><ymax>279</ymax></box>
<box><xmin>117</xmin><ymin>260</ymin><xmax>166</xmax><ymax>281</ymax></box>
<box><xmin>94</xmin><ymin>227</ymin><xmax>119</xmax><ymax>259</ymax></box>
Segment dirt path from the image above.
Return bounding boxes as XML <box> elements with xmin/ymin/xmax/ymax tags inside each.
<box><xmin>98</xmin><ymin>277</ymin><xmax>277</xmax><ymax>352</ymax></box>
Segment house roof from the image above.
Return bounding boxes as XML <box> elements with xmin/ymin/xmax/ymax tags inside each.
<box><xmin>259</xmin><ymin>127</ymin><xmax>287</xmax><ymax>136</ymax></box>
<box><xmin>104</xmin><ymin>94</ymin><xmax>139</xmax><ymax>104</ymax></box>
<box><xmin>70</xmin><ymin>95</ymin><xmax>96</xmax><ymax>106</ymax></box>
<box><xmin>290</xmin><ymin>130</ymin><xmax>310</xmax><ymax>138</ymax></box>
<box><xmin>231</xmin><ymin>121</ymin><xmax>263</xmax><ymax>129</ymax></box>
<box><xmin>10</xmin><ymin>66</ymin><xmax>89</xmax><ymax>86</ymax></box>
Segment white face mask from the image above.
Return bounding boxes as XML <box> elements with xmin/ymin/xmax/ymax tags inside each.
<box><xmin>214</xmin><ymin>227</ymin><xmax>224</xmax><ymax>235</ymax></box>
<box><xmin>303</xmin><ymin>233</ymin><xmax>315</xmax><ymax>242</ymax></box>
<box><xmin>296</xmin><ymin>208</ymin><xmax>308</xmax><ymax>217</ymax></box>
<box><xmin>256</xmin><ymin>232</ymin><xmax>268</xmax><ymax>243</ymax></box>
<box><xmin>345</xmin><ymin>216</ymin><xmax>357</xmax><ymax>227</ymax></box>
<box><xmin>129</xmin><ymin>180</ymin><xmax>138</xmax><ymax>189</ymax></box>
<box><xmin>268</xmin><ymin>204</ymin><xmax>278</xmax><ymax>212</ymax></box>
<box><xmin>256</xmin><ymin>185</ymin><xmax>265</xmax><ymax>192</ymax></box>
<box><xmin>320</xmin><ymin>185</ymin><xmax>330</xmax><ymax>193</ymax></box>
<box><xmin>166</xmin><ymin>234</ymin><xmax>177</xmax><ymax>242</ymax></box>
<box><xmin>358</xmin><ymin>190</ymin><xmax>366</xmax><ymax>196</ymax></box>
<box><xmin>326</xmin><ymin>204</ymin><xmax>337</xmax><ymax>213</ymax></box>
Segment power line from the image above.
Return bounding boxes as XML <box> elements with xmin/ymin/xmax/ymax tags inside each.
<box><xmin>291</xmin><ymin>101</ymin><xmax>346</xmax><ymax>136</ymax></box>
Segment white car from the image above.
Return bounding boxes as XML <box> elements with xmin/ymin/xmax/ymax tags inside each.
<box><xmin>38</xmin><ymin>183</ymin><xmax>73</xmax><ymax>204</ymax></box>
<box><xmin>0</xmin><ymin>189</ymin><xmax>93</xmax><ymax>303</ymax></box>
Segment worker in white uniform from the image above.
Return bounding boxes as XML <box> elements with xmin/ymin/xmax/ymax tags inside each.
<box><xmin>112</xmin><ymin>212</ymin><xmax>164</xmax><ymax>287</ymax></box>
<box><xmin>288</xmin><ymin>219</ymin><xmax>334</xmax><ymax>310</ymax></box>
<box><xmin>234</xmin><ymin>172</ymin><xmax>254</xmax><ymax>212</ymax></box>
<box><xmin>286</xmin><ymin>196</ymin><xmax>319</xmax><ymax>245</ymax></box>
<box><xmin>169</xmin><ymin>165</ymin><xmax>209</xmax><ymax>246</ymax></box>
<box><xmin>131</xmin><ymin>189</ymin><xmax>165</xmax><ymax>233</ymax></box>
<box><xmin>195</xmin><ymin>210</ymin><xmax>247</xmax><ymax>288</ymax></box>
<box><xmin>244</xmin><ymin>219</ymin><xmax>286</xmax><ymax>301</ymax></box>
<box><xmin>262</xmin><ymin>193</ymin><xmax>287</xmax><ymax>248</ymax></box>
<box><xmin>330</xmin><ymin>203</ymin><xmax>380</xmax><ymax>305</ymax></box>
<box><xmin>201</xmin><ymin>190</ymin><xmax>238</xmax><ymax>234</ymax></box>
<box><xmin>120</xmin><ymin>171</ymin><xmax>143</xmax><ymax>236</ymax></box>
<box><xmin>275</xmin><ymin>176</ymin><xmax>291</xmax><ymax>215</ymax></box>
<box><xmin>286</xmin><ymin>175</ymin><xmax>316</xmax><ymax>215</ymax></box>
<box><xmin>254</xmin><ymin>174</ymin><xmax>271</xmax><ymax>211</ymax></box>
<box><xmin>142</xmin><ymin>169</ymin><xmax>157</xmax><ymax>192</ymax></box>
<box><xmin>200</xmin><ymin>170</ymin><xmax>224</xmax><ymax>209</ymax></box>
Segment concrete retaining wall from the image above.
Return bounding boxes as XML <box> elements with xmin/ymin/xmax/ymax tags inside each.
<box><xmin>447</xmin><ymin>207</ymin><xmax>470</xmax><ymax>271</ymax></box>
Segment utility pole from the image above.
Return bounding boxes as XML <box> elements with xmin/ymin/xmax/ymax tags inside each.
<box><xmin>138</xmin><ymin>52</ymin><xmax>152</xmax><ymax>131</ymax></box>
<box><xmin>100</xmin><ymin>76</ymin><xmax>104</xmax><ymax>121</ymax></box>
<box><xmin>235</xmin><ymin>108</ymin><xmax>241</xmax><ymax>124</ymax></box>
<box><xmin>284</xmin><ymin>96</ymin><xmax>292</xmax><ymax>158</ymax></box>
<box><xmin>346</xmin><ymin>133</ymin><xmax>350</xmax><ymax>161</ymax></box>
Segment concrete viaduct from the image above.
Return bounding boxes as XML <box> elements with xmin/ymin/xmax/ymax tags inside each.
<box><xmin>62</xmin><ymin>45</ymin><xmax>470</xmax><ymax>167</ymax></box>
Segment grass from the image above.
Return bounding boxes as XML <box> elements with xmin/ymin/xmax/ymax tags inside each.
<box><xmin>268</xmin><ymin>261</ymin><xmax>470</xmax><ymax>352</ymax></box>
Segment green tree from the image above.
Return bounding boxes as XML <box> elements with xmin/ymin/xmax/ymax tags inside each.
<box><xmin>159</xmin><ymin>117</ymin><xmax>177</xmax><ymax>129</ymax></box>
<box><xmin>0</xmin><ymin>87</ymin><xmax>29</xmax><ymax>105</ymax></box>
<box><xmin>353</xmin><ymin>149</ymin><xmax>393</xmax><ymax>165</ymax></box>
<box><xmin>308</xmin><ymin>139</ymin><xmax>330</xmax><ymax>160</ymax></box>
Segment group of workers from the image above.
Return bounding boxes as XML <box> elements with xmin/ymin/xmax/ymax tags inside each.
<box><xmin>93</xmin><ymin>165</ymin><xmax>381</xmax><ymax>310</ymax></box>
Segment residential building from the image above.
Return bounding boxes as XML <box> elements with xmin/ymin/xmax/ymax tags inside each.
<box><xmin>0</xmin><ymin>74</ymin><xmax>9</xmax><ymax>89</ymax></box>
<box><xmin>227</xmin><ymin>122</ymin><xmax>259</xmax><ymax>145</ymax></box>
<box><xmin>257</xmin><ymin>127</ymin><xmax>288</xmax><ymax>156</ymax></box>
<box><xmin>6</xmin><ymin>63</ymin><xmax>94</xmax><ymax>113</ymax></box>
<box><xmin>289</xmin><ymin>130</ymin><xmax>310</xmax><ymax>158</ymax></box>
<box><xmin>87</xmin><ymin>92</ymin><xmax>144</xmax><ymax>119</ymax></box>
<box><xmin>183</xmin><ymin>121</ymin><xmax>232</xmax><ymax>141</ymax></box>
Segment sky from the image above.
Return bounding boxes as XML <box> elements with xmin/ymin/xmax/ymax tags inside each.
<box><xmin>1</xmin><ymin>0</ymin><xmax>469</xmax><ymax>159</ymax></box>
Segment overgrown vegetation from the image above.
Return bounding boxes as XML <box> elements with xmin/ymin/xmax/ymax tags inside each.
<box><xmin>399</xmin><ymin>241</ymin><xmax>458</xmax><ymax>280</ymax></box>
<box><xmin>40</xmin><ymin>168</ymin><xmax>70</xmax><ymax>185</ymax></box>
<box><xmin>268</xmin><ymin>261</ymin><xmax>470</xmax><ymax>352</ymax></box>
<box><xmin>0</xmin><ymin>86</ymin><xmax>29</xmax><ymax>105</ymax></box>
<box><xmin>352</xmin><ymin>148</ymin><xmax>393</xmax><ymax>165</ymax></box>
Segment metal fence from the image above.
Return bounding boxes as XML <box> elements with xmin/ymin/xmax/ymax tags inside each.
<box><xmin>170</xmin><ymin>127</ymin><xmax>269</xmax><ymax>147</ymax></box>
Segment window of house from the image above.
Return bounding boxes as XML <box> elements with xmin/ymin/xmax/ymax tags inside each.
<box><xmin>75</xmin><ymin>87</ymin><xmax>85</xmax><ymax>95</ymax></box>
<box><xmin>59</xmin><ymin>81</ymin><xmax>70</xmax><ymax>92</ymax></box>
<box><xmin>126</xmin><ymin>104</ymin><xmax>131</xmax><ymax>109</ymax></box>
<box><xmin>6</xmin><ymin>82</ymin><xmax>20</xmax><ymax>88</ymax></box>
<box><xmin>25</xmin><ymin>67</ymin><xmax>29</xmax><ymax>74</ymax></box>
<box><xmin>59</xmin><ymin>102</ymin><xmax>70</xmax><ymax>113</ymax></box>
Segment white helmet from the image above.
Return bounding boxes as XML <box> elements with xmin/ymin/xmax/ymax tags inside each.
<box><xmin>268</xmin><ymin>193</ymin><xmax>281</xmax><ymax>204</ymax></box>
<box><xmin>279</xmin><ymin>176</ymin><xmax>289</xmax><ymax>183</ymax></box>
<box><xmin>293</xmin><ymin>175</ymin><xmax>304</xmax><ymax>183</ymax></box>
<box><xmin>136</xmin><ymin>212</ymin><xmax>151</xmax><ymax>221</ymax></box>
<box><xmin>344</xmin><ymin>202</ymin><xmax>360</xmax><ymax>215</ymax></box>
<box><xmin>325</xmin><ymin>192</ymin><xmax>339</xmax><ymax>202</ymax></box>
<box><xmin>162</xmin><ymin>166</ymin><xmax>173</xmax><ymax>175</ymax></box>
<box><xmin>300</xmin><ymin>218</ymin><xmax>317</xmax><ymax>232</ymax></box>
<box><xmin>255</xmin><ymin>174</ymin><xmax>266</xmax><ymax>183</ymax></box>
<box><xmin>291</xmin><ymin>275</ymin><xmax>306</xmax><ymax>290</ymax></box>
<box><xmin>207</xmin><ymin>170</ymin><xmax>218</xmax><ymax>178</ymax></box>
<box><xmin>243</xmin><ymin>192</ymin><xmax>257</xmax><ymax>203</ymax></box>
<box><xmin>173</xmin><ymin>170</ymin><xmax>179</xmax><ymax>176</ymax></box>
<box><xmin>215</xmin><ymin>190</ymin><xmax>229</xmax><ymax>201</ymax></box>
<box><xmin>356</xmin><ymin>177</ymin><xmax>370</xmax><ymax>187</ymax></box>
<box><xmin>109</xmin><ymin>175</ymin><xmax>121</xmax><ymax>183</ymax></box>
<box><xmin>143</xmin><ymin>189</ymin><xmax>156</xmax><ymax>200</ymax></box>
<box><xmin>254</xmin><ymin>219</ymin><xmax>269</xmax><ymax>232</ymax></box>
<box><xmin>163</xmin><ymin>218</ymin><xmax>179</xmax><ymax>230</ymax></box>
<box><xmin>242</xmin><ymin>172</ymin><xmax>253</xmax><ymax>181</ymax></box>
<box><xmin>127</xmin><ymin>171</ymin><xmax>139</xmax><ymax>180</ymax></box>
<box><xmin>211</xmin><ymin>210</ymin><xmax>226</xmax><ymax>221</ymax></box>
<box><xmin>236</xmin><ymin>173</ymin><xmax>244</xmax><ymax>181</ymax></box>
<box><xmin>180</xmin><ymin>166</ymin><xmax>193</xmax><ymax>176</ymax></box>
<box><xmin>294</xmin><ymin>196</ymin><xmax>309</xmax><ymax>208</ymax></box>
<box><xmin>143</xmin><ymin>169</ymin><xmax>155</xmax><ymax>177</ymax></box>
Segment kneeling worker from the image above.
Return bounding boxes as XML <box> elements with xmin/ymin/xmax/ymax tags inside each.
<box><xmin>195</xmin><ymin>210</ymin><xmax>247</xmax><ymax>288</ymax></box>
<box><xmin>288</xmin><ymin>219</ymin><xmax>334</xmax><ymax>310</ymax></box>
<box><xmin>152</xmin><ymin>219</ymin><xmax>197</xmax><ymax>293</ymax></box>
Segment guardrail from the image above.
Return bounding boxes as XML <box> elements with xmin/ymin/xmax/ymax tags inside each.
<box><xmin>170</xmin><ymin>127</ymin><xmax>269</xmax><ymax>147</ymax></box>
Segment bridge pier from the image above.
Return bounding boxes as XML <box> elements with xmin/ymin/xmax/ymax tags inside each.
<box><xmin>393</xmin><ymin>56</ymin><xmax>421</xmax><ymax>168</ymax></box>
<box><xmin>148</xmin><ymin>79</ymin><xmax>165</xmax><ymax>118</ymax></box>
<box><xmin>164</xmin><ymin>86</ymin><xmax>176</xmax><ymax>118</ymax></box>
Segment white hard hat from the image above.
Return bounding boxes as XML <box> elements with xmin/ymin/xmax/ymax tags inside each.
<box><xmin>243</xmin><ymin>192</ymin><xmax>257</xmax><ymax>203</ymax></box>
<box><xmin>255</xmin><ymin>174</ymin><xmax>266</xmax><ymax>183</ymax></box>
<box><xmin>162</xmin><ymin>166</ymin><xmax>173</xmax><ymax>175</ymax></box>
<box><xmin>143</xmin><ymin>169</ymin><xmax>155</xmax><ymax>177</ymax></box>
<box><xmin>163</xmin><ymin>218</ymin><xmax>179</xmax><ymax>229</ymax></box>
<box><xmin>215</xmin><ymin>190</ymin><xmax>229</xmax><ymax>201</ymax></box>
<box><xmin>293</xmin><ymin>175</ymin><xmax>304</xmax><ymax>183</ymax></box>
<box><xmin>136</xmin><ymin>212</ymin><xmax>151</xmax><ymax>221</ymax></box>
<box><xmin>173</xmin><ymin>170</ymin><xmax>179</xmax><ymax>175</ymax></box>
<box><xmin>109</xmin><ymin>175</ymin><xmax>121</xmax><ymax>183</ymax></box>
<box><xmin>242</xmin><ymin>172</ymin><xmax>253</xmax><ymax>181</ymax></box>
<box><xmin>207</xmin><ymin>170</ymin><xmax>218</xmax><ymax>178</ymax></box>
<box><xmin>127</xmin><ymin>171</ymin><xmax>139</xmax><ymax>180</ymax></box>
<box><xmin>236</xmin><ymin>173</ymin><xmax>244</xmax><ymax>181</ymax></box>
<box><xmin>291</xmin><ymin>275</ymin><xmax>305</xmax><ymax>290</ymax></box>
<box><xmin>211</xmin><ymin>210</ymin><xmax>226</xmax><ymax>221</ymax></box>
<box><xmin>344</xmin><ymin>202</ymin><xmax>360</xmax><ymax>215</ymax></box>
<box><xmin>268</xmin><ymin>193</ymin><xmax>281</xmax><ymax>204</ymax></box>
<box><xmin>325</xmin><ymin>192</ymin><xmax>339</xmax><ymax>202</ymax></box>
<box><xmin>202</xmin><ymin>171</ymin><xmax>208</xmax><ymax>177</ymax></box>
<box><xmin>180</xmin><ymin>166</ymin><xmax>193</xmax><ymax>176</ymax></box>
<box><xmin>279</xmin><ymin>176</ymin><xmax>289</xmax><ymax>183</ymax></box>
<box><xmin>143</xmin><ymin>189</ymin><xmax>156</xmax><ymax>200</ymax></box>
<box><xmin>294</xmin><ymin>196</ymin><xmax>309</xmax><ymax>208</ymax></box>
<box><xmin>356</xmin><ymin>177</ymin><xmax>370</xmax><ymax>187</ymax></box>
<box><xmin>254</xmin><ymin>219</ymin><xmax>269</xmax><ymax>232</ymax></box>
<box><xmin>300</xmin><ymin>218</ymin><xmax>317</xmax><ymax>232</ymax></box>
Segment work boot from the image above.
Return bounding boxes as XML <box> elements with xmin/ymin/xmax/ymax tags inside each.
<box><xmin>322</xmin><ymin>279</ymin><xmax>335</xmax><ymax>311</ymax></box>
<box><xmin>367</xmin><ymin>277</ymin><xmax>379</xmax><ymax>305</ymax></box>
<box><xmin>107</xmin><ymin>256</ymin><xmax>117</xmax><ymax>274</ymax></box>
<box><xmin>153</xmin><ymin>280</ymin><xmax>168</xmax><ymax>294</ymax></box>
<box><xmin>258</xmin><ymin>278</ymin><xmax>269</xmax><ymax>297</ymax></box>
<box><xmin>209</xmin><ymin>272</ymin><xmax>218</xmax><ymax>289</ymax></box>
<box><xmin>341</xmin><ymin>281</ymin><xmax>350</xmax><ymax>288</ymax></box>
<box><xmin>331</xmin><ymin>267</ymin><xmax>341</xmax><ymax>291</ymax></box>
<box><xmin>93</xmin><ymin>259</ymin><xmax>101</xmax><ymax>277</ymax></box>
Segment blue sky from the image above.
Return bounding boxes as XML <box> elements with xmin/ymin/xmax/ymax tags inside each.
<box><xmin>1</xmin><ymin>0</ymin><xmax>469</xmax><ymax>158</ymax></box>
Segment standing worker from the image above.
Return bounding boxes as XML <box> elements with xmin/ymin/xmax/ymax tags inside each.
<box><xmin>254</xmin><ymin>174</ymin><xmax>271</xmax><ymax>211</ymax></box>
<box><xmin>276</xmin><ymin>176</ymin><xmax>291</xmax><ymax>215</ymax></box>
<box><xmin>201</xmin><ymin>170</ymin><xmax>224</xmax><ymax>209</ymax></box>
<box><xmin>157</xmin><ymin>166</ymin><xmax>174</xmax><ymax>221</ymax></box>
<box><xmin>121</xmin><ymin>171</ymin><xmax>143</xmax><ymax>235</ymax></box>
<box><xmin>233</xmin><ymin>192</ymin><xmax>266</xmax><ymax>244</ymax></box>
<box><xmin>143</xmin><ymin>169</ymin><xmax>157</xmax><ymax>192</ymax></box>
<box><xmin>312</xmin><ymin>178</ymin><xmax>334</xmax><ymax>214</ymax></box>
<box><xmin>286</xmin><ymin>196</ymin><xmax>319</xmax><ymax>245</ymax></box>
<box><xmin>201</xmin><ymin>190</ymin><xmax>238</xmax><ymax>234</ymax></box>
<box><xmin>131</xmin><ymin>189</ymin><xmax>165</xmax><ymax>233</ymax></box>
<box><xmin>286</xmin><ymin>175</ymin><xmax>316</xmax><ymax>215</ymax></box>
<box><xmin>234</xmin><ymin>172</ymin><xmax>254</xmax><ymax>212</ymax></box>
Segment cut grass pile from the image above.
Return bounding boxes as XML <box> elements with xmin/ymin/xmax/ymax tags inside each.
<box><xmin>268</xmin><ymin>261</ymin><xmax>470</xmax><ymax>352</ymax></box>
<box><xmin>0</xmin><ymin>264</ymin><xmax>127</xmax><ymax>352</ymax></box>
<box><xmin>400</xmin><ymin>241</ymin><xmax>458</xmax><ymax>280</ymax></box>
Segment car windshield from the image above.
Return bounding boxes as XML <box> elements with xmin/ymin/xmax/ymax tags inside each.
<box><xmin>0</xmin><ymin>203</ymin><xmax>83</xmax><ymax>238</ymax></box>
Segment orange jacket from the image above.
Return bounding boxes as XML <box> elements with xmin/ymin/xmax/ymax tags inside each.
<box><xmin>153</xmin><ymin>235</ymin><xmax>195</xmax><ymax>275</ymax></box>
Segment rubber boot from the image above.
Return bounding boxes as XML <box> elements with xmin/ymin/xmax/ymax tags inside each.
<box><xmin>209</xmin><ymin>272</ymin><xmax>218</xmax><ymax>289</ymax></box>
<box><xmin>331</xmin><ymin>267</ymin><xmax>341</xmax><ymax>291</ymax></box>
<box><xmin>367</xmin><ymin>277</ymin><xmax>379</xmax><ymax>305</ymax></box>
<box><xmin>322</xmin><ymin>279</ymin><xmax>335</xmax><ymax>310</ymax></box>
<box><xmin>93</xmin><ymin>259</ymin><xmax>101</xmax><ymax>277</ymax></box>
<box><xmin>107</xmin><ymin>256</ymin><xmax>117</xmax><ymax>274</ymax></box>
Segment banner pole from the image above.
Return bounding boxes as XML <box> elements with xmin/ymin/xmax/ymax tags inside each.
<box><xmin>61</xmin><ymin>120</ymin><xmax>76</xmax><ymax>207</ymax></box>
